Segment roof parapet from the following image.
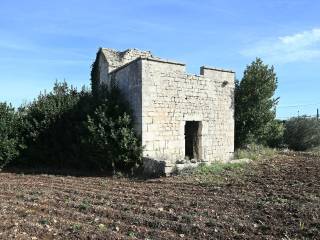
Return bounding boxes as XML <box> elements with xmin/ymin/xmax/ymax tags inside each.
<box><xmin>144</xmin><ymin>57</ymin><xmax>185</xmax><ymax>66</ymax></box>
<box><xmin>109</xmin><ymin>57</ymin><xmax>186</xmax><ymax>75</ymax></box>
<box><xmin>200</xmin><ymin>66</ymin><xmax>235</xmax><ymax>74</ymax></box>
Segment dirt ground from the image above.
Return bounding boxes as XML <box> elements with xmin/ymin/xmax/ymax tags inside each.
<box><xmin>0</xmin><ymin>153</ymin><xmax>319</xmax><ymax>239</ymax></box>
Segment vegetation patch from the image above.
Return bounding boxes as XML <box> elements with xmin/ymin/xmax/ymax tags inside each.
<box><xmin>0</xmin><ymin>102</ymin><xmax>20</xmax><ymax>169</ymax></box>
<box><xmin>0</xmin><ymin>80</ymin><xmax>142</xmax><ymax>174</ymax></box>
<box><xmin>194</xmin><ymin>161</ymin><xmax>246</xmax><ymax>175</ymax></box>
<box><xmin>234</xmin><ymin>144</ymin><xmax>277</xmax><ymax>161</ymax></box>
<box><xmin>284</xmin><ymin>117</ymin><xmax>320</xmax><ymax>151</ymax></box>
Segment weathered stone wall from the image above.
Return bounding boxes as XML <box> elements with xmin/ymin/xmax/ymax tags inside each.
<box><xmin>97</xmin><ymin>48</ymin><xmax>235</xmax><ymax>175</ymax></box>
<box><xmin>141</xmin><ymin>59</ymin><xmax>234</xmax><ymax>169</ymax></box>
<box><xmin>98</xmin><ymin>53</ymin><xmax>109</xmax><ymax>85</ymax></box>
<box><xmin>98</xmin><ymin>48</ymin><xmax>154</xmax><ymax>135</ymax></box>
<box><xmin>108</xmin><ymin>60</ymin><xmax>143</xmax><ymax>136</ymax></box>
<box><xmin>99</xmin><ymin>48</ymin><xmax>152</xmax><ymax>80</ymax></box>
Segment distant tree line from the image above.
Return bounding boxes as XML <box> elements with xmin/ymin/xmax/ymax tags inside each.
<box><xmin>235</xmin><ymin>58</ymin><xmax>320</xmax><ymax>151</ymax></box>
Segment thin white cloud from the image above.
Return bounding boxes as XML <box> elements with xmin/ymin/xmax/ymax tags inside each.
<box><xmin>241</xmin><ymin>28</ymin><xmax>320</xmax><ymax>63</ymax></box>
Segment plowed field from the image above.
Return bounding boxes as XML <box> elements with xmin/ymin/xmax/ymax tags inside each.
<box><xmin>0</xmin><ymin>153</ymin><xmax>319</xmax><ymax>239</ymax></box>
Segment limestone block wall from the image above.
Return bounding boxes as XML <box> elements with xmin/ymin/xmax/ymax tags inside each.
<box><xmin>200</xmin><ymin>66</ymin><xmax>235</xmax><ymax>161</ymax></box>
<box><xmin>98</xmin><ymin>53</ymin><xmax>109</xmax><ymax>84</ymax></box>
<box><xmin>97</xmin><ymin>48</ymin><xmax>235</xmax><ymax>169</ymax></box>
<box><xmin>99</xmin><ymin>48</ymin><xmax>152</xmax><ymax>84</ymax></box>
<box><xmin>141</xmin><ymin>59</ymin><xmax>234</xmax><ymax>165</ymax></box>
<box><xmin>108</xmin><ymin>60</ymin><xmax>143</xmax><ymax>136</ymax></box>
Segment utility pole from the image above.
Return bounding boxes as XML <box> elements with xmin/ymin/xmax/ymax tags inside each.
<box><xmin>317</xmin><ymin>108</ymin><xmax>319</xmax><ymax>120</ymax></box>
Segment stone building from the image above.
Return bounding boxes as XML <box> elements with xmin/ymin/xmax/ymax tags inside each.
<box><xmin>95</xmin><ymin>48</ymin><xmax>235</xmax><ymax>175</ymax></box>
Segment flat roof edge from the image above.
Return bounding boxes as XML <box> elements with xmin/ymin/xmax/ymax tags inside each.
<box><xmin>142</xmin><ymin>57</ymin><xmax>185</xmax><ymax>66</ymax></box>
<box><xmin>108</xmin><ymin>57</ymin><xmax>142</xmax><ymax>75</ymax></box>
<box><xmin>201</xmin><ymin>66</ymin><xmax>235</xmax><ymax>73</ymax></box>
<box><xmin>109</xmin><ymin>57</ymin><xmax>186</xmax><ymax>75</ymax></box>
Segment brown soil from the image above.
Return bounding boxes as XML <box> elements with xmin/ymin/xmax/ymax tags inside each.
<box><xmin>0</xmin><ymin>153</ymin><xmax>319</xmax><ymax>239</ymax></box>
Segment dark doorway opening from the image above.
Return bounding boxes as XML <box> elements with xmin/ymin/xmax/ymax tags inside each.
<box><xmin>184</xmin><ymin>121</ymin><xmax>202</xmax><ymax>160</ymax></box>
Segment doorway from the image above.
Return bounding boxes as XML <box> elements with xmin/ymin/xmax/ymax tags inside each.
<box><xmin>184</xmin><ymin>121</ymin><xmax>202</xmax><ymax>160</ymax></box>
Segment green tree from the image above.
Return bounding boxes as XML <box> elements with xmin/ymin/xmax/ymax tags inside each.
<box><xmin>84</xmin><ymin>84</ymin><xmax>143</xmax><ymax>173</ymax></box>
<box><xmin>235</xmin><ymin>58</ymin><xmax>282</xmax><ymax>147</ymax></box>
<box><xmin>91</xmin><ymin>48</ymin><xmax>102</xmax><ymax>99</ymax></box>
<box><xmin>17</xmin><ymin>80</ymin><xmax>142</xmax><ymax>173</ymax></box>
<box><xmin>284</xmin><ymin>117</ymin><xmax>320</xmax><ymax>151</ymax></box>
<box><xmin>18</xmin><ymin>81</ymin><xmax>87</xmax><ymax>168</ymax></box>
<box><xmin>0</xmin><ymin>102</ymin><xmax>20</xmax><ymax>168</ymax></box>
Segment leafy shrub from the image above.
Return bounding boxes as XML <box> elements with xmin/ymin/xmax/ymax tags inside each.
<box><xmin>17</xmin><ymin>80</ymin><xmax>142</xmax><ymax>173</ymax></box>
<box><xmin>0</xmin><ymin>102</ymin><xmax>20</xmax><ymax>168</ymax></box>
<box><xmin>18</xmin><ymin>81</ymin><xmax>89</xmax><ymax>168</ymax></box>
<box><xmin>84</xmin><ymin>84</ymin><xmax>142</xmax><ymax>173</ymax></box>
<box><xmin>284</xmin><ymin>117</ymin><xmax>320</xmax><ymax>151</ymax></box>
<box><xmin>194</xmin><ymin>161</ymin><xmax>246</xmax><ymax>175</ymax></box>
<box><xmin>265</xmin><ymin>120</ymin><xmax>285</xmax><ymax>148</ymax></box>
<box><xmin>1</xmin><ymin>51</ymin><xmax>142</xmax><ymax>173</ymax></box>
<box><xmin>85</xmin><ymin>108</ymin><xmax>142</xmax><ymax>172</ymax></box>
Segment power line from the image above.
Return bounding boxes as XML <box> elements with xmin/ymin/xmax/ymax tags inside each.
<box><xmin>277</xmin><ymin>102</ymin><xmax>320</xmax><ymax>108</ymax></box>
<box><xmin>277</xmin><ymin>116</ymin><xmax>317</xmax><ymax>120</ymax></box>
<box><xmin>277</xmin><ymin>113</ymin><xmax>319</xmax><ymax>120</ymax></box>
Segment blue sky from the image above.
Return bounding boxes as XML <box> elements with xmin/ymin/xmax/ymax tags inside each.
<box><xmin>0</xmin><ymin>0</ymin><xmax>319</xmax><ymax>119</ymax></box>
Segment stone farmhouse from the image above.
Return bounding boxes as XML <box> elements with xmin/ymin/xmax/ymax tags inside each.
<box><xmin>95</xmin><ymin>48</ymin><xmax>235</xmax><ymax>175</ymax></box>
